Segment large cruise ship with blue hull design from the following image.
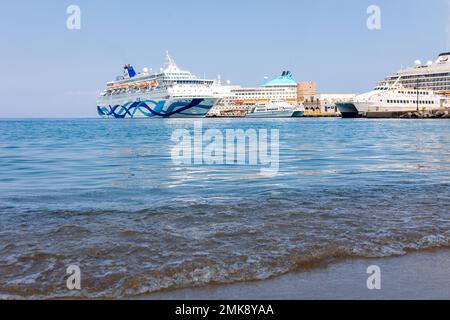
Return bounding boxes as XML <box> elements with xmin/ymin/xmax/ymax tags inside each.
<box><xmin>97</xmin><ymin>53</ymin><xmax>220</xmax><ymax>118</ymax></box>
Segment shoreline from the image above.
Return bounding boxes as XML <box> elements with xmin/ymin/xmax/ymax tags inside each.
<box><xmin>142</xmin><ymin>249</ymin><xmax>450</xmax><ymax>300</ymax></box>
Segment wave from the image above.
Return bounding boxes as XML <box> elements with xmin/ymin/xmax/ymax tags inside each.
<box><xmin>1</xmin><ymin>183</ymin><xmax>449</xmax><ymax>299</ymax></box>
<box><xmin>1</xmin><ymin>232</ymin><xmax>450</xmax><ymax>299</ymax></box>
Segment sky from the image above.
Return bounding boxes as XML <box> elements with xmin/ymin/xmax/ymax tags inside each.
<box><xmin>0</xmin><ymin>0</ymin><xmax>449</xmax><ymax>118</ymax></box>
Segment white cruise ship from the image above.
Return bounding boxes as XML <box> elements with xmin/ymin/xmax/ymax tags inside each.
<box><xmin>97</xmin><ymin>53</ymin><xmax>220</xmax><ymax>118</ymax></box>
<box><xmin>377</xmin><ymin>52</ymin><xmax>450</xmax><ymax>95</ymax></box>
<box><xmin>210</xmin><ymin>71</ymin><xmax>300</xmax><ymax>116</ymax></box>
<box><xmin>336</xmin><ymin>79</ymin><xmax>446</xmax><ymax>118</ymax></box>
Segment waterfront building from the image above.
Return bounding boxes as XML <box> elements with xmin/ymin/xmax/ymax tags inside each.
<box><xmin>304</xmin><ymin>93</ymin><xmax>357</xmax><ymax>115</ymax></box>
<box><xmin>297</xmin><ymin>82</ymin><xmax>317</xmax><ymax>101</ymax></box>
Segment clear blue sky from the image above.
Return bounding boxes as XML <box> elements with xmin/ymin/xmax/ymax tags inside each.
<box><xmin>0</xmin><ymin>0</ymin><xmax>448</xmax><ymax>117</ymax></box>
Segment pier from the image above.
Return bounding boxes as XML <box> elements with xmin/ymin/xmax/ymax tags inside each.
<box><xmin>366</xmin><ymin>109</ymin><xmax>450</xmax><ymax>119</ymax></box>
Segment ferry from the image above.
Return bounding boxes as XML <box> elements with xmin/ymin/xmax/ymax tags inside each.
<box><xmin>336</xmin><ymin>78</ymin><xmax>445</xmax><ymax>118</ymax></box>
<box><xmin>97</xmin><ymin>53</ymin><xmax>220</xmax><ymax>118</ymax></box>
<box><xmin>246</xmin><ymin>101</ymin><xmax>297</xmax><ymax>118</ymax></box>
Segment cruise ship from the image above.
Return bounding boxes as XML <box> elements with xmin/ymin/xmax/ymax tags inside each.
<box><xmin>97</xmin><ymin>53</ymin><xmax>220</xmax><ymax>118</ymax></box>
<box><xmin>337</xmin><ymin>52</ymin><xmax>450</xmax><ymax>118</ymax></box>
<box><xmin>210</xmin><ymin>71</ymin><xmax>300</xmax><ymax>116</ymax></box>
<box><xmin>377</xmin><ymin>52</ymin><xmax>450</xmax><ymax>95</ymax></box>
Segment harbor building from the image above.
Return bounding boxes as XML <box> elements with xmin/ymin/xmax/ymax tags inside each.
<box><xmin>303</xmin><ymin>93</ymin><xmax>357</xmax><ymax>116</ymax></box>
<box><xmin>297</xmin><ymin>82</ymin><xmax>317</xmax><ymax>101</ymax></box>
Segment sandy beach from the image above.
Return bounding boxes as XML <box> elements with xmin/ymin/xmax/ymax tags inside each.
<box><xmin>145</xmin><ymin>249</ymin><xmax>450</xmax><ymax>300</ymax></box>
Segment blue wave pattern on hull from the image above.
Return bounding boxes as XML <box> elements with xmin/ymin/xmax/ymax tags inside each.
<box><xmin>97</xmin><ymin>98</ymin><xmax>211</xmax><ymax>118</ymax></box>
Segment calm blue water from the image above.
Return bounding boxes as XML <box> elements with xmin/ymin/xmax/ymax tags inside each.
<box><xmin>0</xmin><ymin>118</ymin><xmax>449</xmax><ymax>298</ymax></box>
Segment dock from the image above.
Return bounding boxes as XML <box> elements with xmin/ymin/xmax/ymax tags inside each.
<box><xmin>366</xmin><ymin>109</ymin><xmax>450</xmax><ymax>119</ymax></box>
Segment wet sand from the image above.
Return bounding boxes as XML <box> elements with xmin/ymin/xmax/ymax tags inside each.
<box><xmin>144</xmin><ymin>249</ymin><xmax>450</xmax><ymax>300</ymax></box>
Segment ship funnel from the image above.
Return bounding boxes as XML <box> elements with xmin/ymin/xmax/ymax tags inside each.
<box><xmin>124</xmin><ymin>64</ymin><xmax>137</xmax><ymax>78</ymax></box>
<box><xmin>437</xmin><ymin>52</ymin><xmax>450</xmax><ymax>64</ymax></box>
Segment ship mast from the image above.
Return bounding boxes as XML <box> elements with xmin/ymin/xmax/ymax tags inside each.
<box><xmin>165</xmin><ymin>51</ymin><xmax>176</xmax><ymax>67</ymax></box>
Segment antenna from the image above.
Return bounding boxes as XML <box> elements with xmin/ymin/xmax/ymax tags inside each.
<box><xmin>164</xmin><ymin>50</ymin><xmax>177</xmax><ymax>69</ymax></box>
<box><xmin>165</xmin><ymin>50</ymin><xmax>172</xmax><ymax>64</ymax></box>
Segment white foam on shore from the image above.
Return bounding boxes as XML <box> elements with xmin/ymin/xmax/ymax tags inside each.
<box><xmin>144</xmin><ymin>249</ymin><xmax>450</xmax><ymax>300</ymax></box>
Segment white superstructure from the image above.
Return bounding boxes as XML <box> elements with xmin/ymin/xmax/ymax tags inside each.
<box><xmin>246</xmin><ymin>101</ymin><xmax>297</xmax><ymax>118</ymax></box>
<box><xmin>377</xmin><ymin>52</ymin><xmax>450</xmax><ymax>96</ymax></box>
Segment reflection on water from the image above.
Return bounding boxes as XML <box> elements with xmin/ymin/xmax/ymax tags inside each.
<box><xmin>0</xmin><ymin>118</ymin><xmax>449</xmax><ymax>298</ymax></box>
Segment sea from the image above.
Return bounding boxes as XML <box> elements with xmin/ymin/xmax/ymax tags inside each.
<box><xmin>0</xmin><ymin>118</ymin><xmax>449</xmax><ymax>299</ymax></box>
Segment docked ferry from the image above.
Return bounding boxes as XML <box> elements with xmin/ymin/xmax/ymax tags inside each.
<box><xmin>336</xmin><ymin>79</ymin><xmax>445</xmax><ymax>118</ymax></box>
<box><xmin>97</xmin><ymin>53</ymin><xmax>220</xmax><ymax>118</ymax></box>
<box><xmin>246</xmin><ymin>101</ymin><xmax>298</xmax><ymax>118</ymax></box>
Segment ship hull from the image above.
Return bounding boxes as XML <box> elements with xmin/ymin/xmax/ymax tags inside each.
<box><xmin>336</xmin><ymin>103</ymin><xmax>359</xmax><ymax>118</ymax></box>
<box><xmin>246</xmin><ymin>110</ymin><xmax>295</xmax><ymax>118</ymax></box>
<box><xmin>292</xmin><ymin>110</ymin><xmax>305</xmax><ymax>117</ymax></box>
<box><xmin>354</xmin><ymin>102</ymin><xmax>443</xmax><ymax>115</ymax></box>
<box><xmin>97</xmin><ymin>97</ymin><xmax>219</xmax><ymax>119</ymax></box>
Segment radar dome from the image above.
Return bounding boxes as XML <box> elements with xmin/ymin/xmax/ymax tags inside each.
<box><xmin>426</xmin><ymin>61</ymin><xmax>433</xmax><ymax>66</ymax></box>
<box><xmin>414</xmin><ymin>60</ymin><xmax>422</xmax><ymax>66</ymax></box>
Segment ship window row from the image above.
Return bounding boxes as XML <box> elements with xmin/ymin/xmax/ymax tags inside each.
<box><xmin>234</xmin><ymin>90</ymin><xmax>288</xmax><ymax>94</ymax></box>
<box><xmin>234</xmin><ymin>91</ymin><xmax>293</xmax><ymax>96</ymax></box>
<box><xmin>402</xmin><ymin>80</ymin><xmax>450</xmax><ymax>84</ymax></box>
<box><xmin>388</xmin><ymin>79</ymin><xmax>450</xmax><ymax>84</ymax></box>
<box><xmin>398</xmin><ymin>91</ymin><xmax>429</xmax><ymax>95</ymax></box>
<box><xmin>402</xmin><ymin>76</ymin><xmax>450</xmax><ymax>80</ymax></box>
<box><xmin>401</xmin><ymin>81</ymin><xmax>450</xmax><ymax>85</ymax></box>
<box><xmin>400</xmin><ymin>73</ymin><xmax>450</xmax><ymax>79</ymax></box>
<box><xmin>387</xmin><ymin>100</ymin><xmax>435</xmax><ymax>104</ymax></box>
